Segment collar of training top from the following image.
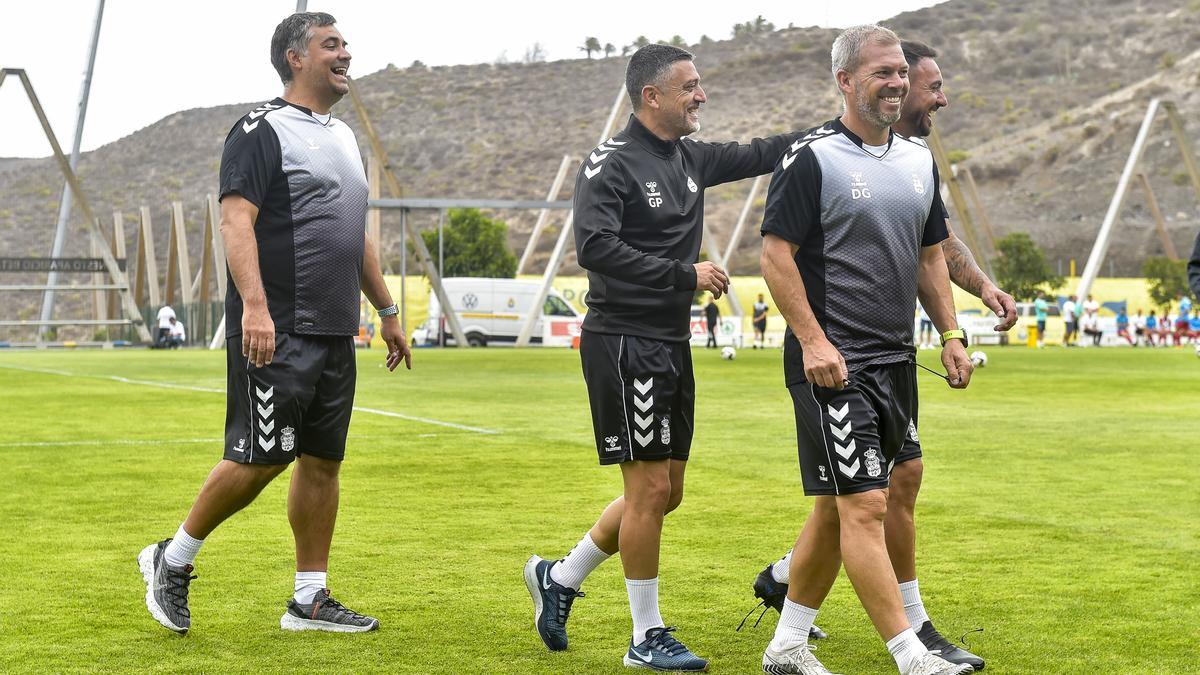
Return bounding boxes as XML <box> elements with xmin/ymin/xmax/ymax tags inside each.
<box><xmin>625</xmin><ymin>114</ymin><xmax>679</xmax><ymax>158</ymax></box>
<box><xmin>273</xmin><ymin>97</ymin><xmax>330</xmax><ymax>123</ymax></box>
<box><xmin>831</xmin><ymin>117</ymin><xmax>895</xmax><ymax>152</ymax></box>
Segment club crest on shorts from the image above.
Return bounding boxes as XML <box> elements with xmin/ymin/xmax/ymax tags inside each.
<box><xmin>660</xmin><ymin>416</ymin><xmax>671</xmax><ymax>445</ymax></box>
<box><xmin>604</xmin><ymin>435</ymin><xmax>621</xmax><ymax>453</ymax></box>
<box><xmin>280</xmin><ymin>426</ymin><xmax>295</xmax><ymax>453</ymax></box>
<box><xmin>864</xmin><ymin>448</ymin><xmax>882</xmax><ymax>478</ymax></box>
<box><xmin>907</xmin><ymin>420</ymin><xmax>919</xmax><ymax>443</ymax></box>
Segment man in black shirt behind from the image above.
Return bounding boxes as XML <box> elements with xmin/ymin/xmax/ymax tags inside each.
<box><xmin>138</xmin><ymin>12</ymin><xmax>411</xmax><ymax>637</ymax></box>
<box><xmin>524</xmin><ymin>44</ymin><xmax>800</xmax><ymax>671</ymax></box>
<box><xmin>704</xmin><ymin>295</ymin><xmax>721</xmax><ymax>348</ymax></box>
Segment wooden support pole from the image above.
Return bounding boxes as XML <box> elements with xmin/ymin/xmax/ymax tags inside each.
<box><xmin>367</xmin><ymin>154</ymin><xmax>382</xmax><ymax>272</ymax></box>
<box><xmin>91</xmin><ymin>225</ymin><xmax>106</xmax><ymax>321</ymax></box>
<box><xmin>136</xmin><ymin>206</ymin><xmax>161</xmax><ymax>309</ymax></box>
<box><xmin>208</xmin><ymin>195</ymin><xmax>227</xmax><ymax>302</ymax></box>
<box><xmin>517</xmin><ymin>154</ymin><xmax>573</xmax><ymax>275</ymax></box>
<box><xmin>1136</xmin><ymin>173</ymin><xmax>1178</xmax><ymax>260</ymax></box>
<box><xmin>0</xmin><ymin>68</ymin><xmax>151</xmax><ymax>342</ymax></box>
<box><xmin>108</xmin><ymin>211</ymin><xmax>125</xmax><ymax>320</ymax></box>
<box><xmin>165</xmin><ymin>201</ymin><xmax>193</xmax><ymax>307</ymax></box>
<box><xmin>1162</xmin><ymin>103</ymin><xmax>1200</xmax><ymax>203</ymax></box>
<box><xmin>961</xmin><ymin>167</ymin><xmax>998</xmax><ymax>255</ymax></box>
<box><xmin>347</xmin><ymin>76</ymin><xmax>469</xmax><ymax>347</ymax></box>
<box><xmin>928</xmin><ymin>127</ymin><xmax>991</xmax><ymax>277</ymax></box>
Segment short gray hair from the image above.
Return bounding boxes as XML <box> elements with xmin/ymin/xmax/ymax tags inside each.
<box><xmin>625</xmin><ymin>44</ymin><xmax>694</xmax><ymax>111</ymax></box>
<box><xmin>830</xmin><ymin>24</ymin><xmax>900</xmax><ymax>80</ymax></box>
<box><xmin>270</xmin><ymin>12</ymin><xmax>337</xmax><ymax>85</ymax></box>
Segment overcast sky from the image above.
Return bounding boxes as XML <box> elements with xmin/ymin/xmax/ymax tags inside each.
<box><xmin>2</xmin><ymin>0</ymin><xmax>944</xmax><ymax>158</ymax></box>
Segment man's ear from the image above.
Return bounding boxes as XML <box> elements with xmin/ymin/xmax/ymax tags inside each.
<box><xmin>287</xmin><ymin>48</ymin><xmax>304</xmax><ymax>76</ymax></box>
<box><xmin>641</xmin><ymin>84</ymin><xmax>659</xmax><ymax>111</ymax></box>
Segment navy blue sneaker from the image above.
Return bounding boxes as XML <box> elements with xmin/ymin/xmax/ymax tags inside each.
<box><xmin>524</xmin><ymin>555</ymin><xmax>584</xmax><ymax>651</ymax></box>
<box><xmin>623</xmin><ymin>626</ymin><xmax>708</xmax><ymax>672</ymax></box>
<box><xmin>739</xmin><ymin>564</ymin><xmax>827</xmax><ymax>639</ymax></box>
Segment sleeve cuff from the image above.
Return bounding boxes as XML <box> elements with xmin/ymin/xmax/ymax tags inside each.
<box><xmin>673</xmin><ymin>262</ymin><xmax>697</xmax><ymax>291</ymax></box>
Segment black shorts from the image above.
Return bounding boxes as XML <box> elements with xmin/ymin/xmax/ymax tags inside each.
<box><xmin>224</xmin><ymin>333</ymin><xmax>356</xmax><ymax>465</ymax></box>
<box><xmin>787</xmin><ymin>361</ymin><xmax>917</xmax><ymax>495</ymax></box>
<box><xmin>754</xmin><ymin>319</ymin><xmax>768</xmax><ymax>333</ymax></box>
<box><xmin>580</xmin><ymin>330</ymin><xmax>694</xmax><ymax>465</ymax></box>
<box><xmin>894</xmin><ymin>418</ymin><xmax>923</xmax><ymax>464</ymax></box>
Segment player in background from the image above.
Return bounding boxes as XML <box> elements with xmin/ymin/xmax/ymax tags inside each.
<box><xmin>754</xmin><ymin>293</ymin><xmax>771</xmax><ymax>349</ymax></box>
<box><xmin>757</xmin><ymin>25</ymin><xmax>973</xmax><ymax>675</ymax></box>
<box><xmin>524</xmin><ymin>43</ymin><xmax>805</xmax><ymax>672</ymax></box>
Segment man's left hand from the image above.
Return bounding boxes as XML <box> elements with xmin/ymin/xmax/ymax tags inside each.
<box><xmin>380</xmin><ymin>316</ymin><xmax>412</xmax><ymax>371</ymax></box>
<box><xmin>982</xmin><ymin>283</ymin><xmax>1018</xmax><ymax>331</ymax></box>
<box><xmin>941</xmin><ymin>340</ymin><xmax>973</xmax><ymax>389</ymax></box>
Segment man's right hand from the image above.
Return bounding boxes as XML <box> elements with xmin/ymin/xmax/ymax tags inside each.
<box><xmin>694</xmin><ymin>261</ymin><xmax>730</xmax><ymax>299</ymax></box>
<box><xmin>242</xmin><ymin>302</ymin><xmax>275</xmax><ymax>367</ymax></box>
<box><xmin>801</xmin><ymin>334</ymin><xmax>849</xmax><ymax>389</ymax></box>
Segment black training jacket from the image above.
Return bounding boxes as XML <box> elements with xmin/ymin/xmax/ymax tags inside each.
<box><xmin>573</xmin><ymin>115</ymin><xmax>801</xmax><ymax>342</ymax></box>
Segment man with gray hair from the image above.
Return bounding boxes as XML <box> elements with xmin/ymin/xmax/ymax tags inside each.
<box><xmin>757</xmin><ymin>25</ymin><xmax>972</xmax><ymax>674</ymax></box>
<box><xmin>751</xmin><ymin>39</ymin><xmax>999</xmax><ymax>672</ymax></box>
<box><xmin>524</xmin><ymin>43</ymin><xmax>804</xmax><ymax>671</ymax></box>
<box><xmin>138</xmin><ymin>12</ymin><xmax>411</xmax><ymax>635</ymax></box>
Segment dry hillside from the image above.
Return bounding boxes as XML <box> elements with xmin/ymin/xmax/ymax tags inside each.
<box><xmin>2</xmin><ymin>0</ymin><xmax>1199</xmax><ymax>334</ymax></box>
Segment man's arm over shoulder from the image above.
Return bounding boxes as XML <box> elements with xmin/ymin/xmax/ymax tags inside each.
<box><xmin>573</xmin><ymin>156</ymin><xmax>697</xmax><ymax>290</ymax></box>
<box><xmin>692</xmin><ymin>128</ymin><xmax>806</xmax><ymax>187</ymax></box>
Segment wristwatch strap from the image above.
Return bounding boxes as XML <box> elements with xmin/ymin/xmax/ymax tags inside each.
<box><xmin>940</xmin><ymin>328</ymin><xmax>967</xmax><ymax>347</ymax></box>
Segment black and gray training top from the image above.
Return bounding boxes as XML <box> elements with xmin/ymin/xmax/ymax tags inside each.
<box><xmin>219</xmin><ymin>97</ymin><xmax>368</xmax><ymax>338</ymax></box>
<box><xmin>573</xmin><ymin>115</ymin><xmax>801</xmax><ymax>342</ymax></box>
<box><xmin>760</xmin><ymin>119</ymin><xmax>948</xmax><ymax>386</ymax></box>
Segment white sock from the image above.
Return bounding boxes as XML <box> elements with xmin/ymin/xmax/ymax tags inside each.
<box><xmin>770</xmin><ymin>598</ymin><xmax>818</xmax><ymax>651</ymax></box>
<box><xmin>163</xmin><ymin>525</ymin><xmax>204</xmax><ymax>568</ymax></box>
<box><xmin>887</xmin><ymin>627</ymin><xmax>929</xmax><ymax>673</ymax></box>
<box><xmin>550</xmin><ymin>533</ymin><xmax>610</xmax><ymax>590</ymax></box>
<box><xmin>626</xmin><ymin>577</ymin><xmax>665</xmax><ymax>645</ymax></box>
<box><xmin>772</xmin><ymin>551</ymin><xmax>792</xmax><ymax>584</ymax></box>
<box><xmin>899</xmin><ymin>579</ymin><xmax>931</xmax><ymax>630</ymax></box>
<box><xmin>294</xmin><ymin>571</ymin><xmax>327</xmax><ymax>604</ymax></box>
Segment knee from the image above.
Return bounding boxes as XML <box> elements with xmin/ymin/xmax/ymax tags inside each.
<box><xmin>888</xmin><ymin>460</ymin><xmax>923</xmax><ymax>513</ymax></box>
<box><xmin>839</xmin><ymin>490</ymin><xmax>889</xmax><ymax>528</ymax></box>
<box><xmin>297</xmin><ymin>455</ymin><xmax>341</xmax><ymax>482</ymax></box>
<box><xmin>812</xmin><ymin>496</ymin><xmax>842</xmax><ymax>530</ymax></box>
<box><xmin>628</xmin><ymin>474</ymin><xmax>672</xmax><ymax>515</ymax></box>
<box><xmin>664</xmin><ymin>483</ymin><xmax>685</xmax><ymax>515</ymax></box>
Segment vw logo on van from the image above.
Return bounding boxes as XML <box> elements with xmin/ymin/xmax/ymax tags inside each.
<box><xmin>462</xmin><ymin>293</ymin><xmax>479</xmax><ymax>309</ymax></box>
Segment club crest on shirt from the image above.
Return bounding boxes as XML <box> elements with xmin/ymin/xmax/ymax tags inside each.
<box><xmin>644</xmin><ymin>181</ymin><xmax>663</xmax><ymax>208</ymax></box>
<box><xmin>864</xmin><ymin>448</ymin><xmax>882</xmax><ymax>477</ymax></box>
<box><xmin>911</xmin><ymin>174</ymin><xmax>925</xmax><ymax>195</ymax></box>
<box><xmin>687</xmin><ymin>176</ymin><xmax>698</xmax><ymax>193</ymax></box>
<box><xmin>281</xmin><ymin>426</ymin><xmax>295</xmax><ymax>453</ymax></box>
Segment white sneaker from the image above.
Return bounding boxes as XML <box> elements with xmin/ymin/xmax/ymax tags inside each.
<box><xmin>903</xmin><ymin>651</ymin><xmax>974</xmax><ymax>675</ymax></box>
<box><xmin>762</xmin><ymin>642</ymin><xmax>841</xmax><ymax>674</ymax></box>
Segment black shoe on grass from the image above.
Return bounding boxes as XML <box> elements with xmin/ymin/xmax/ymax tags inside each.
<box><xmin>916</xmin><ymin>621</ymin><xmax>984</xmax><ymax>671</ymax></box>
<box><xmin>280</xmin><ymin>588</ymin><xmax>379</xmax><ymax>632</ymax></box>
<box><xmin>739</xmin><ymin>564</ymin><xmax>827</xmax><ymax>639</ymax></box>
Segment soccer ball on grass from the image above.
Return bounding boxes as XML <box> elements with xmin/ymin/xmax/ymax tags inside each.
<box><xmin>721</xmin><ymin>346</ymin><xmax>737</xmax><ymax>360</ymax></box>
<box><xmin>970</xmin><ymin>350</ymin><xmax>988</xmax><ymax>367</ymax></box>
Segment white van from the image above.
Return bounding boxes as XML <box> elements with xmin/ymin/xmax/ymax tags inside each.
<box><xmin>413</xmin><ymin>277</ymin><xmax>582</xmax><ymax>347</ymax></box>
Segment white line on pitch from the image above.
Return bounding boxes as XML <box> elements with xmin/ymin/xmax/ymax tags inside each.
<box><xmin>0</xmin><ymin>363</ymin><xmax>498</xmax><ymax>435</ymax></box>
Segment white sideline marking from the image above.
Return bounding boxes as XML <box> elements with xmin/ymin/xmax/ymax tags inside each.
<box><xmin>0</xmin><ymin>364</ymin><xmax>499</xmax><ymax>435</ymax></box>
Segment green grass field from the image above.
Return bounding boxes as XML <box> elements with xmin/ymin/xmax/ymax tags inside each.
<box><xmin>0</xmin><ymin>346</ymin><xmax>1197</xmax><ymax>673</ymax></box>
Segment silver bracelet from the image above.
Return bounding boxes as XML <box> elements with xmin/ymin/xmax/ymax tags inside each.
<box><xmin>377</xmin><ymin>303</ymin><xmax>399</xmax><ymax>317</ymax></box>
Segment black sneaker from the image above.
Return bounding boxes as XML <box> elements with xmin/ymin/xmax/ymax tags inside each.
<box><xmin>916</xmin><ymin>620</ymin><xmax>984</xmax><ymax>671</ymax></box>
<box><xmin>739</xmin><ymin>564</ymin><xmax>827</xmax><ymax>639</ymax></box>
<box><xmin>137</xmin><ymin>539</ymin><xmax>195</xmax><ymax>634</ymax></box>
<box><xmin>280</xmin><ymin>588</ymin><xmax>379</xmax><ymax>632</ymax></box>
<box><xmin>523</xmin><ymin>555</ymin><xmax>584</xmax><ymax>651</ymax></box>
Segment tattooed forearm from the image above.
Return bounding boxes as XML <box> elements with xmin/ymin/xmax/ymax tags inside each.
<box><xmin>941</xmin><ymin>226</ymin><xmax>988</xmax><ymax>297</ymax></box>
